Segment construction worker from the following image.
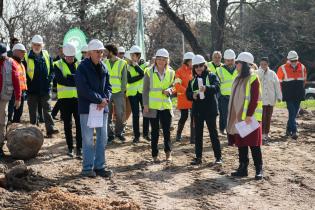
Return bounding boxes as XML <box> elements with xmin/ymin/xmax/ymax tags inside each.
<box><xmin>54</xmin><ymin>43</ymin><xmax>82</xmax><ymax>158</ymax></box>
<box><xmin>126</xmin><ymin>45</ymin><xmax>150</xmax><ymax>143</ymax></box>
<box><xmin>277</xmin><ymin>51</ymin><xmax>307</xmax><ymax>140</ymax></box>
<box><xmin>51</xmin><ymin>44</ymin><xmax>63</xmax><ymax>120</ymax></box>
<box><xmin>216</xmin><ymin>49</ymin><xmax>237</xmax><ymax>134</ymax></box>
<box><xmin>186</xmin><ymin>55</ymin><xmax>222</xmax><ymax>165</ymax></box>
<box><xmin>7</xmin><ymin>44</ymin><xmax>27</xmax><ymax>123</ymax></box>
<box><xmin>143</xmin><ymin>48</ymin><xmax>175</xmax><ymax>162</ymax></box>
<box><xmin>104</xmin><ymin>44</ymin><xmax>128</xmax><ymax>142</ymax></box>
<box><xmin>7</xmin><ymin>37</ymin><xmax>20</xmax><ymax>58</ymax></box>
<box><xmin>207</xmin><ymin>51</ymin><xmax>223</xmax><ymax>73</ymax></box>
<box><xmin>174</xmin><ymin>52</ymin><xmax>195</xmax><ymax>143</ymax></box>
<box><xmin>0</xmin><ymin>43</ymin><xmax>21</xmax><ymax>159</ymax></box>
<box><xmin>117</xmin><ymin>46</ymin><xmax>126</xmax><ymax>59</ymax></box>
<box><xmin>227</xmin><ymin>52</ymin><xmax>263</xmax><ymax>180</ymax></box>
<box><xmin>75</xmin><ymin>39</ymin><xmax>113</xmax><ymax>178</ymax></box>
<box><xmin>81</xmin><ymin>45</ymin><xmax>89</xmax><ymax>60</ymax></box>
<box><xmin>24</xmin><ymin>35</ymin><xmax>58</xmax><ymax>137</ymax></box>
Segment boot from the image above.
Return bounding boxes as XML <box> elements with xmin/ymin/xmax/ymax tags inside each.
<box><xmin>255</xmin><ymin>165</ymin><xmax>263</xmax><ymax>180</ymax></box>
<box><xmin>231</xmin><ymin>162</ymin><xmax>248</xmax><ymax>177</ymax></box>
<box><xmin>176</xmin><ymin>123</ymin><xmax>185</xmax><ymax>142</ymax></box>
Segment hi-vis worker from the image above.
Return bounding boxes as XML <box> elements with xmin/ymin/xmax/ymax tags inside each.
<box><xmin>216</xmin><ymin>49</ymin><xmax>238</xmax><ymax>134</ymax></box>
<box><xmin>104</xmin><ymin>44</ymin><xmax>128</xmax><ymax>143</ymax></box>
<box><xmin>54</xmin><ymin>43</ymin><xmax>82</xmax><ymax>158</ymax></box>
<box><xmin>227</xmin><ymin>52</ymin><xmax>264</xmax><ymax>180</ymax></box>
<box><xmin>277</xmin><ymin>51</ymin><xmax>307</xmax><ymax>140</ymax></box>
<box><xmin>126</xmin><ymin>46</ymin><xmax>150</xmax><ymax>143</ymax></box>
<box><xmin>207</xmin><ymin>51</ymin><xmax>223</xmax><ymax>73</ymax></box>
<box><xmin>143</xmin><ymin>48</ymin><xmax>175</xmax><ymax>163</ymax></box>
<box><xmin>24</xmin><ymin>35</ymin><xmax>58</xmax><ymax>138</ymax></box>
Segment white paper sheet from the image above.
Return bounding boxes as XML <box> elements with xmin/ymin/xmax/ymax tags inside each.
<box><xmin>87</xmin><ymin>104</ymin><xmax>104</xmax><ymax>128</ymax></box>
<box><xmin>197</xmin><ymin>78</ymin><xmax>205</xmax><ymax>99</ymax></box>
<box><xmin>235</xmin><ymin>117</ymin><xmax>260</xmax><ymax>138</ymax></box>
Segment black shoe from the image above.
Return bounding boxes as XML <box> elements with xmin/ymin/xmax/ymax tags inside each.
<box><xmin>39</xmin><ymin>117</ymin><xmax>44</xmax><ymax>123</ymax></box>
<box><xmin>143</xmin><ymin>135</ymin><xmax>151</xmax><ymax>141</ymax></box>
<box><xmin>108</xmin><ymin>135</ymin><xmax>115</xmax><ymax>143</ymax></box>
<box><xmin>285</xmin><ymin>130</ymin><xmax>292</xmax><ymax>137</ymax></box>
<box><xmin>117</xmin><ymin>135</ymin><xmax>126</xmax><ymax>142</ymax></box>
<box><xmin>67</xmin><ymin>149</ymin><xmax>74</xmax><ymax>157</ymax></box>
<box><xmin>292</xmin><ymin>132</ymin><xmax>298</xmax><ymax>140</ymax></box>
<box><xmin>46</xmin><ymin>129</ymin><xmax>59</xmax><ymax>138</ymax></box>
<box><xmin>94</xmin><ymin>168</ymin><xmax>113</xmax><ymax>178</ymax></box>
<box><xmin>76</xmin><ymin>148</ymin><xmax>82</xmax><ymax>159</ymax></box>
<box><xmin>191</xmin><ymin>158</ymin><xmax>202</xmax><ymax>165</ymax></box>
<box><xmin>51</xmin><ymin>114</ymin><xmax>58</xmax><ymax>120</ymax></box>
<box><xmin>176</xmin><ymin>135</ymin><xmax>182</xmax><ymax>142</ymax></box>
<box><xmin>220</xmin><ymin>129</ymin><xmax>226</xmax><ymax>135</ymax></box>
<box><xmin>255</xmin><ymin>165</ymin><xmax>263</xmax><ymax>180</ymax></box>
<box><xmin>133</xmin><ymin>137</ymin><xmax>140</xmax><ymax>143</ymax></box>
<box><xmin>215</xmin><ymin>158</ymin><xmax>223</xmax><ymax>165</ymax></box>
<box><xmin>231</xmin><ymin>162</ymin><xmax>248</xmax><ymax>177</ymax></box>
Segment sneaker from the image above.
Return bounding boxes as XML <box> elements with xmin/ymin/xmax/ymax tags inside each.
<box><xmin>166</xmin><ymin>152</ymin><xmax>172</xmax><ymax>162</ymax></box>
<box><xmin>94</xmin><ymin>168</ymin><xmax>113</xmax><ymax>178</ymax></box>
<box><xmin>76</xmin><ymin>149</ymin><xmax>82</xmax><ymax>159</ymax></box>
<box><xmin>81</xmin><ymin>170</ymin><xmax>96</xmax><ymax>178</ymax></box>
<box><xmin>133</xmin><ymin>137</ymin><xmax>140</xmax><ymax>143</ymax></box>
<box><xmin>292</xmin><ymin>132</ymin><xmax>298</xmax><ymax>140</ymax></box>
<box><xmin>191</xmin><ymin>158</ymin><xmax>202</xmax><ymax>165</ymax></box>
<box><xmin>215</xmin><ymin>158</ymin><xmax>223</xmax><ymax>165</ymax></box>
<box><xmin>67</xmin><ymin>149</ymin><xmax>74</xmax><ymax>157</ymax></box>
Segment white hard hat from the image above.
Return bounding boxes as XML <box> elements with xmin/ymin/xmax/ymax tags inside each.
<box><xmin>12</xmin><ymin>43</ymin><xmax>26</xmax><ymax>52</ymax></box>
<box><xmin>31</xmin><ymin>35</ymin><xmax>44</xmax><ymax>44</ymax></box>
<box><xmin>125</xmin><ymin>51</ymin><xmax>132</xmax><ymax>60</ymax></box>
<box><xmin>183</xmin><ymin>52</ymin><xmax>195</xmax><ymax>60</ymax></box>
<box><xmin>87</xmin><ymin>39</ymin><xmax>105</xmax><ymax>51</ymax></box>
<box><xmin>192</xmin><ymin>54</ymin><xmax>206</xmax><ymax>66</ymax></box>
<box><xmin>81</xmin><ymin>45</ymin><xmax>88</xmax><ymax>52</ymax></box>
<box><xmin>129</xmin><ymin>45</ymin><xmax>142</xmax><ymax>54</ymax></box>
<box><xmin>287</xmin><ymin>50</ymin><xmax>298</xmax><ymax>60</ymax></box>
<box><xmin>236</xmin><ymin>52</ymin><xmax>254</xmax><ymax>64</ymax></box>
<box><xmin>155</xmin><ymin>48</ymin><xmax>169</xmax><ymax>58</ymax></box>
<box><xmin>223</xmin><ymin>49</ymin><xmax>236</xmax><ymax>60</ymax></box>
<box><xmin>118</xmin><ymin>46</ymin><xmax>125</xmax><ymax>53</ymax></box>
<box><xmin>63</xmin><ymin>43</ymin><xmax>76</xmax><ymax>56</ymax></box>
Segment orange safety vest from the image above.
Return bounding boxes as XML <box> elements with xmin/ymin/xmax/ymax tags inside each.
<box><xmin>173</xmin><ymin>64</ymin><xmax>193</xmax><ymax>109</ymax></box>
<box><xmin>13</xmin><ymin>60</ymin><xmax>27</xmax><ymax>91</ymax></box>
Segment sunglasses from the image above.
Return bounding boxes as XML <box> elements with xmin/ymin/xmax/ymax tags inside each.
<box><xmin>193</xmin><ymin>64</ymin><xmax>204</xmax><ymax>68</ymax></box>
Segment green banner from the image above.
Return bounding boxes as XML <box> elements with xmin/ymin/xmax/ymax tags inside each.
<box><xmin>63</xmin><ymin>28</ymin><xmax>87</xmax><ymax>60</ymax></box>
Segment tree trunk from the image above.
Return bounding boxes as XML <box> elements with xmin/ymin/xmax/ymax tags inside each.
<box><xmin>0</xmin><ymin>0</ymin><xmax>3</xmax><ymax>17</ymax></box>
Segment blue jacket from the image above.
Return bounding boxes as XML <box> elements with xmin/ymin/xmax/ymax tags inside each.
<box><xmin>75</xmin><ymin>58</ymin><xmax>112</xmax><ymax>114</ymax></box>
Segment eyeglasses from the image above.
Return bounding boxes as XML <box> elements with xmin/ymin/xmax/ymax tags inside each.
<box><xmin>193</xmin><ymin>64</ymin><xmax>204</xmax><ymax>68</ymax></box>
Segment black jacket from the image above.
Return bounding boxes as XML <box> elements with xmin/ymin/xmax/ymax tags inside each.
<box><xmin>186</xmin><ymin>68</ymin><xmax>220</xmax><ymax>117</ymax></box>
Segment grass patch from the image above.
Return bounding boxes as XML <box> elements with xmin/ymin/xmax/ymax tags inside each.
<box><xmin>276</xmin><ymin>100</ymin><xmax>315</xmax><ymax>110</ymax></box>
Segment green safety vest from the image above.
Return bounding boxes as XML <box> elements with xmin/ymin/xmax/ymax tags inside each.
<box><xmin>147</xmin><ymin>66</ymin><xmax>175</xmax><ymax>110</ymax></box>
<box><xmin>25</xmin><ymin>50</ymin><xmax>51</xmax><ymax>80</ymax></box>
<box><xmin>242</xmin><ymin>73</ymin><xmax>263</xmax><ymax>121</ymax></box>
<box><xmin>207</xmin><ymin>62</ymin><xmax>222</xmax><ymax>74</ymax></box>
<box><xmin>126</xmin><ymin>64</ymin><xmax>145</xmax><ymax>96</ymax></box>
<box><xmin>55</xmin><ymin>59</ymin><xmax>78</xmax><ymax>99</ymax></box>
<box><xmin>216</xmin><ymin>66</ymin><xmax>238</xmax><ymax>96</ymax></box>
<box><xmin>190</xmin><ymin>76</ymin><xmax>211</xmax><ymax>93</ymax></box>
<box><xmin>104</xmin><ymin>59</ymin><xmax>127</xmax><ymax>94</ymax></box>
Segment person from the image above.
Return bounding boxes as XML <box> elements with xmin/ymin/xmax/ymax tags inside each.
<box><xmin>277</xmin><ymin>51</ymin><xmax>307</xmax><ymax>140</ymax></box>
<box><xmin>75</xmin><ymin>39</ymin><xmax>112</xmax><ymax>178</ymax></box>
<box><xmin>174</xmin><ymin>52</ymin><xmax>195</xmax><ymax>143</ymax></box>
<box><xmin>0</xmin><ymin>43</ymin><xmax>21</xmax><ymax>159</ymax></box>
<box><xmin>117</xmin><ymin>46</ymin><xmax>125</xmax><ymax>59</ymax></box>
<box><xmin>24</xmin><ymin>35</ymin><xmax>58</xmax><ymax>137</ymax></box>
<box><xmin>7</xmin><ymin>37</ymin><xmax>20</xmax><ymax>58</ymax></box>
<box><xmin>257</xmin><ymin>57</ymin><xmax>282</xmax><ymax>142</ymax></box>
<box><xmin>54</xmin><ymin>43</ymin><xmax>82</xmax><ymax>158</ymax></box>
<box><xmin>126</xmin><ymin>46</ymin><xmax>150</xmax><ymax>143</ymax></box>
<box><xmin>216</xmin><ymin>49</ymin><xmax>238</xmax><ymax>135</ymax></box>
<box><xmin>186</xmin><ymin>55</ymin><xmax>222</xmax><ymax>165</ymax></box>
<box><xmin>81</xmin><ymin>45</ymin><xmax>89</xmax><ymax>60</ymax></box>
<box><xmin>143</xmin><ymin>48</ymin><xmax>175</xmax><ymax>162</ymax></box>
<box><xmin>227</xmin><ymin>52</ymin><xmax>264</xmax><ymax>180</ymax></box>
<box><xmin>104</xmin><ymin>44</ymin><xmax>128</xmax><ymax>143</ymax></box>
<box><xmin>207</xmin><ymin>51</ymin><xmax>223</xmax><ymax>73</ymax></box>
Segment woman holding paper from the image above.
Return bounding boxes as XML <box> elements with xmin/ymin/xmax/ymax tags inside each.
<box><xmin>186</xmin><ymin>55</ymin><xmax>222</xmax><ymax>165</ymax></box>
<box><xmin>227</xmin><ymin>52</ymin><xmax>263</xmax><ymax>180</ymax></box>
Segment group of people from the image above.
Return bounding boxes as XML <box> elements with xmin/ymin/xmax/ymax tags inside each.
<box><xmin>0</xmin><ymin>34</ymin><xmax>308</xmax><ymax>180</ymax></box>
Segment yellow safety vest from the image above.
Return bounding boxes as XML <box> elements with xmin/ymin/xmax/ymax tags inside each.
<box><xmin>55</xmin><ymin>59</ymin><xmax>78</xmax><ymax>99</ymax></box>
<box><xmin>190</xmin><ymin>76</ymin><xmax>210</xmax><ymax>93</ymax></box>
<box><xmin>147</xmin><ymin>66</ymin><xmax>175</xmax><ymax>110</ymax></box>
<box><xmin>104</xmin><ymin>59</ymin><xmax>127</xmax><ymax>94</ymax></box>
<box><xmin>126</xmin><ymin>64</ymin><xmax>144</xmax><ymax>96</ymax></box>
<box><xmin>25</xmin><ymin>50</ymin><xmax>51</xmax><ymax>80</ymax></box>
<box><xmin>242</xmin><ymin>73</ymin><xmax>263</xmax><ymax>121</ymax></box>
<box><xmin>216</xmin><ymin>66</ymin><xmax>238</xmax><ymax>96</ymax></box>
<box><xmin>207</xmin><ymin>62</ymin><xmax>222</xmax><ymax>73</ymax></box>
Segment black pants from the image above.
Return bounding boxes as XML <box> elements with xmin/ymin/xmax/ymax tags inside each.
<box><xmin>238</xmin><ymin>146</ymin><xmax>263</xmax><ymax>167</ymax></box>
<box><xmin>8</xmin><ymin>91</ymin><xmax>25</xmax><ymax>123</ymax></box>
<box><xmin>128</xmin><ymin>92</ymin><xmax>149</xmax><ymax>138</ymax></box>
<box><xmin>51</xmin><ymin>99</ymin><xmax>61</xmax><ymax>118</ymax></box>
<box><xmin>195</xmin><ymin>115</ymin><xmax>221</xmax><ymax>159</ymax></box>
<box><xmin>178</xmin><ymin>109</ymin><xmax>190</xmax><ymax>125</ymax></box>
<box><xmin>59</xmin><ymin>98</ymin><xmax>82</xmax><ymax>150</ymax></box>
<box><xmin>218</xmin><ymin>95</ymin><xmax>229</xmax><ymax>131</ymax></box>
<box><xmin>150</xmin><ymin>110</ymin><xmax>172</xmax><ymax>157</ymax></box>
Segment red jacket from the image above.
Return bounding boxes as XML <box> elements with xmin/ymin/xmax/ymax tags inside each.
<box><xmin>174</xmin><ymin>64</ymin><xmax>193</xmax><ymax>109</ymax></box>
<box><xmin>0</xmin><ymin>58</ymin><xmax>21</xmax><ymax>100</ymax></box>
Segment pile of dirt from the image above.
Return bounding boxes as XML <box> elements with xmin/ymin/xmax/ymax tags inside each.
<box><xmin>25</xmin><ymin>187</ymin><xmax>140</xmax><ymax>210</ymax></box>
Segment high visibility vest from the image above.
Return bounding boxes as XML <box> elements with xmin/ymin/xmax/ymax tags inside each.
<box><xmin>279</xmin><ymin>64</ymin><xmax>306</xmax><ymax>82</ymax></box>
<box><xmin>105</xmin><ymin>59</ymin><xmax>127</xmax><ymax>94</ymax></box>
<box><xmin>216</xmin><ymin>66</ymin><xmax>238</xmax><ymax>96</ymax></box>
<box><xmin>14</xmin><ymin>60</ymin><xmax>27</xmax><ymax>91</ymax></box>
<box><xmin>126</xmin><ymin>64</ymin><xmax>144</xmax><ymax>96</ymax></box>
<box><xmin>207</xmin><ymin>62</ymin><xmax>222</xmax><ymax>73</ymax></box>
<box><xmin>0</xmin><ymin>58</ymin><xmax>14</xmax><ymax>101</ymax></box>
<box><xmin>242</xmin><ymin>73</ymin><xmax>263</xmax><ymax>121</ymax></box>
<box><xmin>24</xmin><ymin>50</ymin><xmax>51</xmax><ymax>80</ymax></box>
<box><xmin>190</xmin><ymin>76</ymin><xmax>210</xmax><ymax>93</ymax></box>
<box><xmin>147</xmin><ymin>66</ymin><xmax>175</xmax><ymax>110</ymax></box>
<box><xmin>55</xmin><ymin>60</ymin><xmax>78</xmax><ymax>99</ymax></box>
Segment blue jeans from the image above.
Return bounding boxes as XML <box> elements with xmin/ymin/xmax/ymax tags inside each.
<box><xmin>80</xmin><ymin>113</ymin><xmax>108</xmax><ymax>172</ymax></box>
<box><xmin>286</xmin><ymin>101</ymin><xmax>301</xmax><ymax>133</ymax></box>
<box><xmin>218</xmin><ymin>95</ymin><xmax>230</xmax><ymax>131</ymax></box>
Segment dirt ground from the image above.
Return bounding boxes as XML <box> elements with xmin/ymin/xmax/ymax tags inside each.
<box><xmin>0</xmin><ymin>107</ymin><xmax>314</xmax><ymax>210</ymax></box>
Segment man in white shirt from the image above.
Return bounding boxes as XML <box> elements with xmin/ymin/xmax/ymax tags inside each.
<box><xmin>257</xmin><ymin>57</ymin><xmax>282</xmax><ymax>142</ymax></box>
